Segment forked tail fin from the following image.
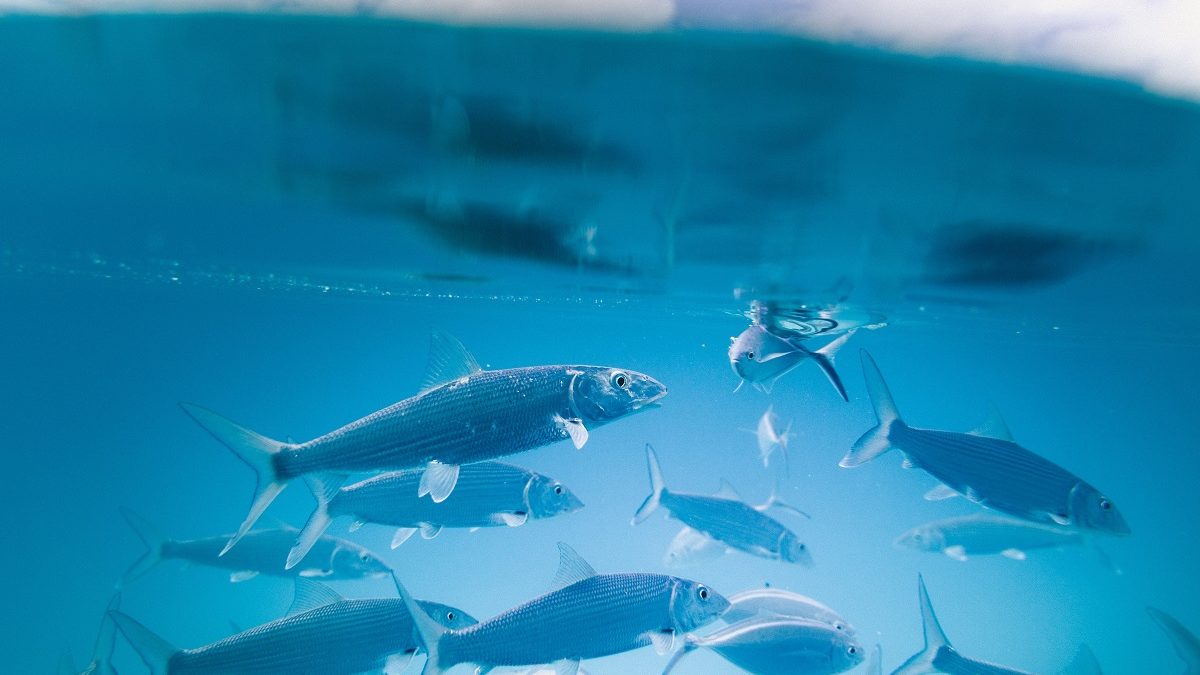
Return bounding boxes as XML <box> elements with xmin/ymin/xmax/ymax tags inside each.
<box><xmin>809</xmin><ymin>329</ymin><xmax>856</xmax><ymax>401</ymax></box>
<box><xmin>108</xmin><ymin>611</ymin><xmax>177</xmax><ymax>675</ymax></box>
<box><xmin>179</xmin><ymin>403</ymin><xmax>292</xmax><ymax>555</ymax></box>
<box><xmin>632</xmin><ymin>444</ymin><xmax>668</xmax><ymax>525</ymax></box>
<box><xmin>119</xmin><ymin>508</ymin><xmax>167</xmax><ymax>587</ymax></box>
<box><xmin>661</xmin><ymin>638</ymin><xmax>699</xmax><ymax>674</ymax></box>
<box><xmin>393</xmin><ymin>575</ymin><xmax>451</xmax><ymax>675</ymax></box>
<box><xmin>840</xmin><ymin>350</ymin><xmax>902</xmax><ymax>468</ymax></box>
<box><xmin>287</xmin><ymin>473</ymin><xmax>349</xmax><ymax>570</ymax></box>
<box><xmin>892</xmin><ymin>574</ymin><xmax>952</xmax><ymax>675</ymax></box>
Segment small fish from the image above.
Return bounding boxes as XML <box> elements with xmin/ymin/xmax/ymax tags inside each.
<box><xmin>183</xmin><ymin>332</ymin><xmax>666</xmax><ymax>555</ymax></box>
<box><xmin>634</xmin><ymin>445</ymin><xmax>813</xmax><ymax>566</ymax></box>
<box><xmin>662</xmin><ymin>617</ymin><xmax>865</xmax><ymax>675</ymax></box>
<box><xmin>60</xmin><ymin>594</ymin><xmax>121</xmax><ymax>675</ymax></box>
<box><xmin>287</xmin><ymin>462</ymin><xmax>585</xmax><ymax>568</ymax></box>
<box><xmin>841</xmin><ymin>351</ymin><xmax>1130</xmax><ymax>535</ymax></box>
<box><xmin>1146</xmin><ymin>607</ymin><xmax>1200</xmax><ymax>673</ymax></box>
<box><xmin>662</xmin><ymin>527</ymin><xmax>728</xmax><ymax>568</ymax></box>
<box><xmin>398</xmin><ymin>542</ymin><xmax>729</xmax><ymax>675</ymax></box>
<box><xmin>751</xmin><ymin>406</ymin><xmax>792</xmax><ymax>470</ymax></box>
<box><xmin>110</xmin><ymin>579</ymin><xmax>477</xmax><ymax>675</ymax></box>
<box><xmin>118</xmin><ymin>508</ymin><xmax>390</xmax><ymax>585</ymax></box>
<box><xmin>728</xmin><ymin>324</ymin><xmax>854</xmax><ymax>398</ymax></box>
<box><xmin>892</xmin><ymin>575</ymin><xmax>1035</xmax><ymax>675</ymax></box>
<box><xmin>723</xmin><ymin>588</ymin><xmax>855</xmax><ymax>635</ymax></box>
<box><xmin>894</xmin><ymin>513</ymin><xmax>1103</xmax><ymax>563</ymax></box>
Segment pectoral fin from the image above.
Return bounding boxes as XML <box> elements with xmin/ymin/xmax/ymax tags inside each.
<box><xmin>418</xmin><ymin>461</ymin><xmax>460</xmax><ymax>503</ymax></box>
<box><xmin>648</xmin><ymin>630</ymin><xmax>675</xmax><ymax>655</ymax></box>
<box><xmin>944</xmin><ymin>545</ymin><xmax>968</xmax><ymax>562</ymax></box>
<box><xmin>419</xmin><ymin>523</ymin><xmax>443</xmax><ymax>540</ymax></box>
<box><xmin>923</xmin><ymin>484</ymin><xmax>960</xmax><ymax>501</ymax></box>
<box><xmin>557</xmin><ymin>415</ymin><xmax>589</xmax><ymax>449</ymax></box>
<box><xmin>494</xmin><ymin>512</ymin><xmax>529</xmax><ymax>527</ymax></box>
<box><xmin>391</xmin><ymin>528</ymin><xmax>417</xmax><ymax>549</ymax></box>
<box><xmin>229</xmin><ymin>570</ymin><xmax>259</xmax><ymax>583</ymax></box>
<box><xmin>1001</xmin><ymin>548</ymin><xmax>1027</xmax><ymax>561</ymax></box>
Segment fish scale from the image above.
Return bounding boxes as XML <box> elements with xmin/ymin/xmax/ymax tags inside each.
<box><xmin>279</xmin><ymin>367</ymin><xmax>575</xmax><ymax>477</ymax></box>
<box><xmin>331</xmin><ymin>463</ymin><xmax>536</xmax><ymax>527</ymax></box>
<box><xmin>663</xmin><ymin>494</ymin><xmax>789</xmax><ymax>556</ymax></box>
<box><xmin>444</xmin><ymin>574</ymin><xmax>676</xmax><ymax>666</ymax></box>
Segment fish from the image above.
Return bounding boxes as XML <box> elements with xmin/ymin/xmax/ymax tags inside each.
<box><xmin>398</xmin><ymin>542</ymin><xmax>729</xmax><ymax>675</ymax></box>
<box><xmin>633</xmin><ymin>444</ymin><xmax>813</xmax><ymax>566</ymax></box>
<box><xmin>723</xmin><ymin>588</ymin><xmax>855</xmax><ymax>635</ymax></box>
<box><xmin>182</xmin><ymin>331</ymin><xmax>666</xmax><ymax>554</ymax></box>
<box><xmin>892</xmin><ymin>574</ymin><xmax>1036</xmax><ymax>675</ymax></box>
<box><xmin>841</xmin><ymin>350</ymin><xmax>1130</xmax><ymax>535</ymax></box>
<box><xmin>662</xmin><ymin>526</ymin><xmax>728</xmax><ymax>568</ymax></box>
<box><xmin>750</xmin><ymin>406</ymin><xmax>792</xmax><ymax>470</ymax></box>
<box><xmin>110</xmin><ymin>578</ymin><xmax>477</xmax><ymax>675</ymax></box>
<box><xmin>60</xmin><ymin>594</ymin><xmax>121</xmax><ymax>675</ymax></box>
<box><xmin>287</xmin><ymin>461</ymin><xmax>585</xmax><ymax>568</ymax></box>
<box><xmin>1146</xmin><ymin>607</ymin><xmax>1200</xmax><ymax>673</ymax></box>
<box><xmin>662</xmin><ymin>617</ymin><xmax>865</xmax><ymax>675</ymax></box>
<box><xmin>894</xmin><ymin>513</ymin><xmax>1115</xmax><ymax>566</ymax></box>
<box><xmin>118</xmin><ymin>508</ymin><xmax>390</xmax><ymax>585</ymax></box>
<box><xmin>867</xmin><ymin>644</ymin><xmax>883</xmax><ymax>675</ymax></box>
<box><xmin>728</xmin><ymin>324</ymin><xmax>854</xmax><ymax>398</ymax></box>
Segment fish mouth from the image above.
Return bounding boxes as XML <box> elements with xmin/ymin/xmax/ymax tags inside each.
<box><xmin>632</xmin><ymin>385</ymin><xmax>668</xmax><ymax>410</ymax></box>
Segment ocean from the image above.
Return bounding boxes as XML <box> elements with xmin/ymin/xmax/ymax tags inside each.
<box><xmin>2</xmin><ymin>12</ymin><xmax>1198</xmax><ymax>674</ymax></box>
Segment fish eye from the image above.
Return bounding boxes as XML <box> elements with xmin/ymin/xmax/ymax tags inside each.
<box><xmin>697</xmin><ymin>586</ymin><xmax>709</xmax><ymax>600</ymax></box>
<box><xmin>554</xmin><ymin>485</ymin><xmax>563</xmax><ymax>495</ymax></box>
<box><xmin>798</xmin><ymin>543</ymin><xmax>806</xmax><ymax>550</ymax></box>
<box><xmin>359</xmin><ymin>552</ymin><xmax>370</xmax><ymax>562</ymax></box>
<box><xmin>746</xmin><ymin>351</ymin><xmax>755</xmax><ymax>360</ymax></box>
<box><xmin>847</xmin><ymin>646</ymin><xmax>858</xmax><ymax>656</ymax></box>
<box><xmin>1099</xmin><ymin>498</ymin><xmax>1112</xmax><ymax>511</ymax></box>
<box><xmin>611</xmin><ymin>372</ymin><xmax>629</xmax><ymax>388</ymax></box>
<box><xmin>835</xmin><ymin>622</ymin><xmax>845</xmax><ymax>631</ymax></box>
<box><xmin>446</xmin><ymin>611</ymin><xmax>455</xmax><ymax>621</ymax></box>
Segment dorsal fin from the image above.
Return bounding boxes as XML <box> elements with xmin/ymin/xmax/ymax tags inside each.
<box><xmin>548</xmin><ymin>542</ymin><xmax>596</xmax><ymax>593</ymax></box>
<box><xmin>968</xmin><ymin>403</ymin><xmax>1014</xmax><ymax>442</ymax></box>
<box><xmin>713</xmin><ymin>479</ymin><xmax>742</xmax><ymax>501</ymax></box>
<box><xmin>288</xmin><ymin>578</ymin><xmax>343</xmax><ymax>616</ymax></box>
<box><xmin>419</xmin><ymin>331</ymin><xmax>483</xmax><ymax>393</ymax></box>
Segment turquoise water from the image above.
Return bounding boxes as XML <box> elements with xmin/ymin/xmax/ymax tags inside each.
<box><xmin>2</xmin><ymin>13</ymin><xmax>1199</xmax><ymax>674</ymax></box>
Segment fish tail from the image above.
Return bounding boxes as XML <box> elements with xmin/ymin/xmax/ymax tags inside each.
<box><xmin>661</xmin><ymin>638</ymin><xmax>698</xmax><ymax>674</ymax></box>
<box><xmin>891</xmin><ymin>576</ymin><xmax>950</xmax><ymax>674</ymax></box>
<box><xmin>118</xmin><ymin>508</ymin><xmax>166</xmax><ymax>587</ymax></box>
<box><xmin>811</xmin><ymin>328</ymin><xmax>856</xmax><ymax>401</ymax></box>
<box><xmin>839</xmin><ymin>350</ymin><xmax>902</xmax><ymax>467</ymax></box>
<box><xmin>108</xmin><ymin>611</ymin><xmax>177</xmax><ymax>675</ymax></box>
<box><xmin>632</xmin><ymin>444</ymin><xmax>667</xmax><ymax>525</ymax></box>
<box><xmin>393</xmin><ymin>575</ymin><xmax>451</xmax><ymax>675</ymax></box>
<box><xmin>287</xmin><ymin>472</ymin><xmax>348</xmax><ymax>570</ymax></box>
<box><xmin>179</xmin><ymin>402</ymin><xmax>292</xmax><ymax>556</ymax></box>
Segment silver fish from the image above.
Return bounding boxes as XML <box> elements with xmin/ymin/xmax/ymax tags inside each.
<box><xmin>663</xmin><ymin>617</ymin><xmax>864</xmax><ymax>675</ymax></box>
<box><xmin>287</xmin><ymin>462</ymin><xmax>584</xmax><ymax>568</ymax></box>
<box><xmin>119</xmin><ymin>508</ymin><xmax>390</xmax><ymax>585</ymax></box>
<box><xmin>892</xmin><ymin>575</ymin><xmax>1035</xmax><ymax>675</ymax></box>
<box><xmin>61</xmin><ymin>594</ymin><xmax>121</xmax><ymax>675</ymax></box>
<box><xmin>723</xmin><ymin>588</ymin><xmax>855</xmax><ymax>635</ymax></box>
<box><xmin>110</xmin><ymin>579</ymin><xmax>476</xmax><ymax>675</ymax></box>
<box><xmin>399</xmin><ymin>542</ymin><xmax>729</xmax><ymax>675</ymax></box>
<box><xmin>182</xmin><ymin>332</ymin><xmax>666</xmax><ymax>554</ymax></box>
<box><xmin>842</xmin><ymin>351</ymin><xmax>1130</xmax><ymax>535</ymax></box>
<box><xmin>633</xmin><ymin>445</ymin><xmax>813</xmax><ymax>566</ymax></box>
<box><xmin>728</xmin><ymin>324</ymin><xmax>854</xmax><ymax>398</ymax></box>
<box><xmin>1147</xmin><ymin>607</ymin><xmax>1200</xmax><ymax>674</ymax></box>
<box><xmin>751</xmin><ymin>406</ymin><xmax>792</xmax><ymax>470</ymax></box>
<box><xmin>894</xmin><ymin>513</ymin><xmax>1117</xmax><ymax>567</ymax></box>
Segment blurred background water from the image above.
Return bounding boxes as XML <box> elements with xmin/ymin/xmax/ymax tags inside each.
<box><xmin>2</xmin><ymin>11</ymin><xmax>1198</xmax><ymax>674</ymax></box>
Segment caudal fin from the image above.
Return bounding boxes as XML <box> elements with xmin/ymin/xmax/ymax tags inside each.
<box><xmin>108</xmin><ymin>611</ymin><xmax>177</xmax><ymax>675</ymax></box>
<box><xmin>809</xmin><ymin>329</ymin><xmax>856</xmax><ymax>401</ymax></box>
<box><xmin>632</xmin><ymin>444</ymin><xmax>667</xmax><ymax>525</ymax></box>
<box><xmin>839</xmin><ymin>350</ymin><xmax>902</xmax><ymax>468</ymax></box>
<box><xmin>287</xmin><ymin>472</ymin><xmax>348</xmax><ymax>570</ymax></box>
<box><xmin>393</xmin><ymin>575</ymin><xmax>451</xmax><ymax>675</ymax></box>
<box><xmin>119</xmin><ymin>508</ymin><xmax>167</xmax><ymax>587</ymax></box>
<box><xmin>892</xmin><ymin>574</ymin><xmax>951</xmax><ymax>675</ymax></box>
<box><xmin>661</xmin><ymin>638</ymin><xmax>698</xmax><ymax>674</ymax></box>
<box><xmin>180</xmin><ymin>403</ymin><xmax>292</xmax><ymax>555</ymax></box>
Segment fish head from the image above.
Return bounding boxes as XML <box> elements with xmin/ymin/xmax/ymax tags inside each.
<box><xmin>569</xmin><ymin>366</ymin><xmax>667</xmax><ymax>424</ymax></box>
<box><xmin>669</xmin><ymin>578</ymin><xmax>731</xmax><ymax>632</ymax></box>
<box><xmin>893</xmin><ymin>525</ymin><xmax>945</xmax><ymax>552</ymax></box>
<box><xmin>728</xmin><ymin>325</ymin><xmax>797</xmax><ymax>388</ymax></box>
<box><xmin>780</xmin><ymin>532</ymin><xmax>814</xmax><ymax>567</ymax></box>
<box><xmin>830</xmin><ymin>632</ymin><xmax>866</xmax><ymax>671</ymax></box>
<box><xmin>1069</xmin><ymin>483</ymin><xmax>1131</xmax><ymax>535</ymax></box>
<box><xmin>416</xmin><ymin>600</ymin><xmax>479</xmax><ymax>629</ymax></box>
<box><xmin>526</xmin><ymin>474</ymin><xmax>585</xmax><ymax>518</ymax></box>
<box><xmin>330</xmin><ymin>543</ymin><xmax>392</xmax><ymax>579</ymax></box>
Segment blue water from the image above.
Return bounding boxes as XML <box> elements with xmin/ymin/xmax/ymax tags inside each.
<box><xmin>3</xmin><ymin>13</ymin><xmax>1199</xmax><ymax>675</ymax></box>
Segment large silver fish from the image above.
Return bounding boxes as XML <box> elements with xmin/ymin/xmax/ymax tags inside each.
<box><xmin>723</xmin><ymin>588</ymin><xmax>855</xmax><ymax>635</ymax></box>
<box><xmin>728</xmin><ymin>325</ymin><xmax>854</xmax><ymax>398</ymax></box>
<box><xmin>1147</xmin><ymin>607</ymin><xmax>1200</xmax><ymax>674</ymax></box>
<box><xmin>399</xmin><ymin>542</ymin><xmax>729</xmax><ymax>675</ymax></box>
<box><xmin>182</xmin><ymin>332</ymin><xmax>666</xmax><ymax>553</ymax></box>
<box><xmin>633</xmin><ymin>445</ymin><xmax>813</xmax><ymax>566</ymax></box>
<box><xmin>110</xmin><ymin>579</ymin><xmax>477</xmax><ymax>675</ymax></box>
<box><xmin>60</xmin><ymin>594</ymin><xmax>121</xmax><ymax>675</ymax></box>
<box><xmin>287</xmin><ymin>462</ymin><xmax>585</xmax><ymax>568</ymax></box>
<box><xmin>842</xmin><ymin>351</ymin><xmax>1130</xmax><ymax>535</ymax></box>
<box><xmin>895</xmin><ymin>513</ymin><xmax>1107</xmax><ymax>563</ymax></box>
<box><xmin>662</xmin><ymin>617</ymin><xmax>864</xmax><ymax>675</ymax></box>
<box><xmin>119</xmin><ymin>508</ymin><xmax>390</xmax><ymax>585</ymax></box>
<box><xmin>892</xmin><ymin>575</ymin><xmax>1035</xmax><ymax>675</ymax></box>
